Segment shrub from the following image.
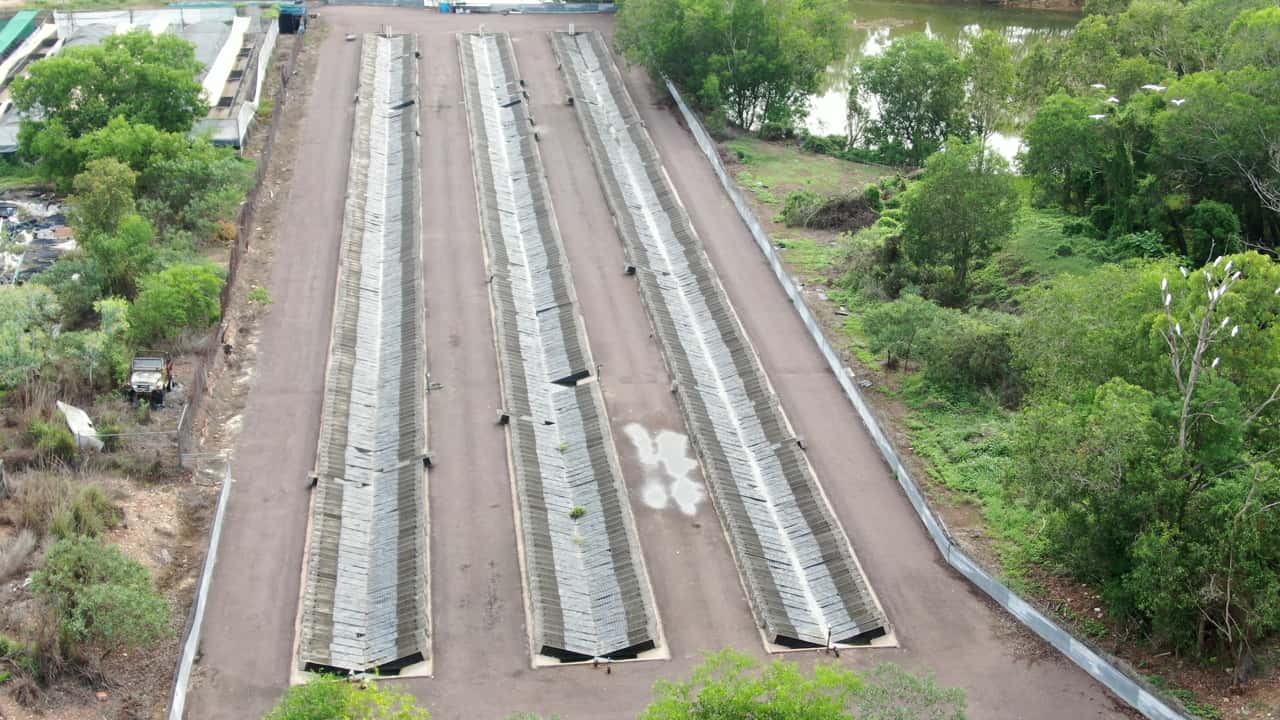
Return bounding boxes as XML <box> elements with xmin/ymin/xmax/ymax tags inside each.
<box><xmin>128</xmin><ymin>263</ymin><xmax>224</xmax><ymax>347</ymax></box>
<box><xmin>863</xmin><ymin>183</ymin><xmax>882</xmax><ymax>210</ymax></box>
<box><xmin>4</xmin><ymin>472</ymin><xmax>72</xmax><ymax>535</ymax></box>
<box><xmin>24</xmin><ymin>419</ymin><xmax>77</xmax><ymax>462</ymax></box>
<box><xmin>94</xmin><ymin>412</ymin><xmax>123</xmax><ymax>453</ymax></box>
<box><xmin>49</xmin><ymin>485</ymin><xmax>121</xmax><ymax>540</ymax></box>
<box><xmin>800</xmin><ymin>133</ymin><xmax>846</xmax><ymax>156</ymax></box>
<box><xmin>776</xmin><ymin>190</ymin><xmax>822</xmax><ymax>227</ymax></box>
<box><xmin>569</xmin><ymin>506</ymin><xmax>587</xmax><ymax>520</ymax></box>
<box><xmin>919</xmin><ymin>308</ymin><xmax>1022</xmax><ymax>403</ymax></box>
<box><xmin>32</xmin><ymin>536</ymin><xmax>169</xmax><ymax>654</ymax></box>
<box><xmin>266</xmin><ymin>675</ymin><xmax>431</xmax><ymax>720</ymax></box>
<box><xmin>248</xmin><ymin>286</ymin><xmax>273</xmax><ymax>306</ymax></box>
<box><xmin>863</xmin><ymin>295</ymin><xmax>947</xmax><ymax>368</ymax></box>
<box><xmin>1087</xmin><ymin>230</ymin><xmax>1168</xmax><ymax>262</ymax></box>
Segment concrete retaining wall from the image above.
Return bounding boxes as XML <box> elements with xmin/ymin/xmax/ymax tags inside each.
<box><xmin>663</xmin><ymin>78</ymin><xmax>1189</xmax><ymax>720</ymax></box>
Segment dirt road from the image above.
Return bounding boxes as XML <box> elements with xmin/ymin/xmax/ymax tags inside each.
<box><xmin>187</xmin><ymin>9</ymin><xmax>1132</xmax><ymax>720</ymax></box>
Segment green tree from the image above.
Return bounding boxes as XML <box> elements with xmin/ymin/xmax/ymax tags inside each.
<box><xmin>12</xmin><ymin>29</ymin><xmax>204</xmax><ymax>141</ymax></box>
<box><xmin>128</xmin><ymin>263</ymin><xmax>224</xmax><ymax>346</ymax></box>
<box><xmin>0</xmin><ymin>284</ymin><xmax>58</xmax><ymax>393</ymax></box>
<box><xmin>1221</xmin><ymin>6</ymin><xmax>1280</xmax><ymax>69</ymax></box>
<box><xmin>33</xmin><ymin>254</ymin><xmax>108</xmax><ymax>329</ymax></box>
<box><xmin>80</xmin><ymin>214</ymin><xmax>158</xmax><ymax>299</ymax></box>
<box><xmin>266</xmin><ymin>675</ymin><xmax>430</xmax><ymax>720</ymax></box>
<box><xmin>642</xmin><ymin>650</ymin><xmax>966</xmax><ymax>720</ymax></box>
<box><xmin>854</xmin><ymin>34</ymin><xmax>968</xmax><ymax>165</ymax></box>
<box><xmin>1010</xmin><ymin>252</ymin><xmax>1280</xmax><ymax>671</ymax></box>
<box><xmin>1183</xmin><ymin>199</ymin><xmax>1243</xmax><ymax>265</ymax></box>
<box><xmin>616</xmin><ymin>0</ymin><xmax>850</xmax><ymax>131</ymax></box>
<box><xmin>32</xmin><ymin>536</ymin><xmax>169</xmax><ymax>656</ymax></box>
<box><xmin>68</xmin><ymin>158</ymin><xmax>137</xmax><ymax>238</ymax></box>
<box><xmin>964</xmin><ymin>30</ymin><xmax>1016</xmax><ymax>153</ymax></box>
<box><xmin>52</xmin><ymin>297</ymin><xmax>131</xmax><ymax>390</ymax></box>
<box><xmin>900</xmin><ymin>142</ymin><xmax>1018</xmax><ymax>302</ymax></box>
<box><xmin>1021</xmin><ymin>94</ymin><xmax>1109</xmax><ymax>211</ymax></box>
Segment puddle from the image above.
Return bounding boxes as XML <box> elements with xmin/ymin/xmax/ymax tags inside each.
<box><xmin>623</xmin><ymin>423</ymin><xmax>705</xmax><ymax>516</ymax></box>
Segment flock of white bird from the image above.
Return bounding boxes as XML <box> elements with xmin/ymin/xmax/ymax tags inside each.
<box><xmin>1082</xmin><ymin>82</ymin><xmax>1186</xmax><ymax>120</ymax></box>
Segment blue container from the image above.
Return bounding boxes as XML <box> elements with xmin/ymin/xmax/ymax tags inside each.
<box><xmin>440</xmin><ymin>2</ymin><xmax>450</xmax><ymax>12</ymax></box>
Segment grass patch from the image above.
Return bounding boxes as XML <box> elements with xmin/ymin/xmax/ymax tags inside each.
<box><xmin>0</xmin><ymin>162</ymin><xmax>46</xmax><ymax>192</ymax></box>
<box><xmin>725</xmin><ymin>137</ymin><xmax>887</xmax><ymax>205</ymax></box>
<box><xmin>775</xmin><ymin>237</ymin><xmax>838</xmax><ymax>274</ymax></box>
<box><xmin>1001</xmin><ymin>205</ymin><xmax>1101</xmax><ymax>281</ymax></box>
<box><xmin>1146</xmin><ymin>675</ymin><xmax>1224</xmax><ymax>720</ymax></box>
<box><xmin>890</xmin><ymin>374</ymin><xmax>1049</xmax><ymax>591</ymax></box>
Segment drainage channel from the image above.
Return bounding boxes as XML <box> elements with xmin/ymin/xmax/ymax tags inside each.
<box><xmin>552</xmin><ymin>29</ymin><xmax>889</xmax><ymax>649</ymax></box>
<box><xmin>459</xmin><ymin>30</ymin><xmax>659</xmax><ymax>663</ymax></box>
<box><xmin>296</xmin><ymin>33</ymin><xmax>429</xmax><ymax>676</ymax></box>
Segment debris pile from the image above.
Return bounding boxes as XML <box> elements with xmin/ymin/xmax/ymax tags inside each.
<box><xmin>0</xmin><ymin>192</ymin><xmax>75</xmax><ymax>283</ymax></box>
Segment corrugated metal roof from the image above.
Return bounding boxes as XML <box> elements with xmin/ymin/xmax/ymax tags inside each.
<box><xmin>298</xmin><ymin>33</ymin><xmax>429</xmax><ymax>674</ymax></box>
<box><xmin>553</xmin><ymin>30</ymin><xmax>887</xmax><ymax>648</ymax></box>
<box><xmin>460</xmin><ymin>31</ymin><xmax>658</xmax><ymax>661</ymax></box>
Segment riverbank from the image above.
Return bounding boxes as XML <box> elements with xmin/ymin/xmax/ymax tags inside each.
<box><xmin>722</xmin><ymin>134</ymin><xmax>1280</xmax><ymax>720</ymax></box>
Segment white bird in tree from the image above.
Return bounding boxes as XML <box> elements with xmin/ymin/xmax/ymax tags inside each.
<box><xmin>1088</xmin><ymin>114</ymin><xmax>1107</xmax><ymax>120</ymax></box>
<box><xmin>1106</xmin><ymin>96</ymin><xmax>1121</xmax><ymax>104</ymax></box>
<box><xmin>1171</xmin><ymin>98</ymin><xmax>1187</xmax><ymax>106</ymax></box>
<box><xmin>1090</xmin><ymin>83</ymin><xmax>1106</xmax><ymax>89</ymax></box>
<box><xmin>1141</xmin><ymin>84</ymin><xmax>1167</xmax><ymax>92</ymax></box>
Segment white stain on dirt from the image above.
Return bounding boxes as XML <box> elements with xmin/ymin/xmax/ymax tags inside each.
<box><xmin>623</xmin><ymin>423</ymin><xmax>705</xmax><ymax>516</ymax></box>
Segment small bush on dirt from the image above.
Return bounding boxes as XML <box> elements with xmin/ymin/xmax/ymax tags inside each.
<box><xmin>863</xmin><ymin>184</ymin><xmax>882</xmax><ymax>210</ymax></box>
<box><xmin>0</xmin><ymin>634</ymin><xmax>38</xmax><ymax>678</ymax></box>
<box><xmin>49</xmin><ymin>485</ymin><xmax>122</xmax><ymax>540</ymax></box>
<box><xmin>776</xmin><ymin>190</ymin><xmax>822</xmax><ymax>227</ymax></box>
<box><xmin>4</xmin><ymin>473</ymin><xmax>120</xmax><ymax>540</ymax></box>
<box><xmin>248</xmin><ymin>285</ymin><xmax>272</xmax><ymax>306</ymax></box>
<box><xmin>6</xmin><ymin>472</ymin><xmax>73</xmax><ymax>535</ymax></box>
<box><xmin>94</xmin><ymin>412</ymin><xmax>123</xmax><ymax>453</ymax></box>
<box><xmin>24</xmin><ymin>419</ymin><xmax>77</xmax><ymax>463</ymax></box>
<box><xmin>0</xmin><ymin>528</ymin><xmax>37</xmax><ymax>580</ymax></box>
<box><xmin>32</xmin><ymin>536</ymin><xmax>169</xmax><ymax>656</ymax></box>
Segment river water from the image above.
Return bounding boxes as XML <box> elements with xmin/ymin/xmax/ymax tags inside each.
<box><xmin>806</xmin><ymin>0</ymin><xmax>1077</xmax><ymax>160</ymax></box>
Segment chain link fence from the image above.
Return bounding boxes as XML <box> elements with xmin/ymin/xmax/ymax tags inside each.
<box><xmin>178</xmin><ymin>30</ymin><xmax>307</xmax><ymax>470</ymax></box>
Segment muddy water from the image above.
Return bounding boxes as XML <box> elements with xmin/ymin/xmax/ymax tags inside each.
<box><xmin>806</xmin><ymin>0</ymin><xmax>1078</xmax><ymax>160</ymax></box>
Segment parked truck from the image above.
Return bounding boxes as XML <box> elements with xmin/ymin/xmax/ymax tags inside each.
<box><xmin>129</xmin><ymin>354</ymin><xmax>173</xmax><ymax>406</ymax></box>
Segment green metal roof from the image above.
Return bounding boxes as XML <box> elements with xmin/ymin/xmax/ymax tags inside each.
<box><xmin>0</xmin><ymin>11</ymin><xmax>39</xmax><ymax>59</ymax></box>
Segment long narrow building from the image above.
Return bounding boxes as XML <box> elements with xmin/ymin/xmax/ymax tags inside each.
<box><xmin>552</xmin><ymin>29</ymin><xmax>888</xmax><ymax>649</ymax></box>
<box><xmin>296</xmin><ymin>33</ymin><xmax>429</xmax><ymax>675</ymax></box>
<box><xmin>459</xmin><ymin>30</ymin><xmax>659</xmax><ymax>662</ymax></box>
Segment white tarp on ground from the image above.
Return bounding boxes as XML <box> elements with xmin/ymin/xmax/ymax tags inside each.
<box><xmin>56</xmin><ymin>400</ymin><xmax>103</xmax><ymax>452</ymax></box>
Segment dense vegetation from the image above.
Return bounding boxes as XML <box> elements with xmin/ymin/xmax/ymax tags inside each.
<box><xmin>616</xmin><ymin>0</ymin><xmax>851</xmax><ymax>135</ymax></box>
<box><xmin>623</xmin><ymin>0</ymin><xmax>1280</xmax><ymax>690</ymax></box>
<box><xmin>0</xmin><ymin>30</ymin><xmax>253</xmax><ymax>402</ymax></box>
<box><xmin>266</xmin><ymin>652</ymin><xmax>966</xmax><ymax>720</ymax></box>
<box><xmin>0</xmin><ymin>27</ymin><xmax>256</xmax><ymax>705</ymax></box>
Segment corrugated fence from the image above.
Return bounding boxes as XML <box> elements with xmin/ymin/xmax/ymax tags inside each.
<box><xmin>459</xmin><ymin>30</ymin><xmax>658</xmax><ymax>661</ymax></box>
<box><xmin>296</xmin><ymin>33</ymin><xmax>429</xmax><ymax>675</ymax></box>
<box><xmin>554</xmin><ymin>29</ymin><xmax>888</xmax><ymax>650</ymax></box>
